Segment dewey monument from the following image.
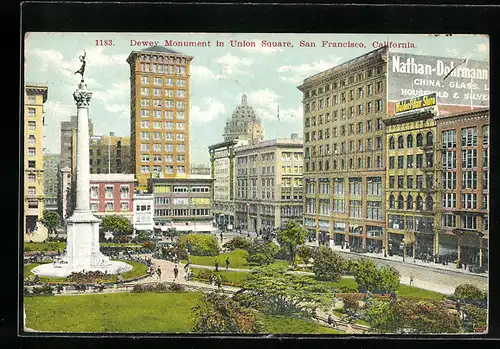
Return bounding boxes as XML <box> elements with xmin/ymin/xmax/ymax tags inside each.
<box><xmin>33</xmin><ymin>51</ymin><xmax>131</xmax><ymax>277</ymax></box>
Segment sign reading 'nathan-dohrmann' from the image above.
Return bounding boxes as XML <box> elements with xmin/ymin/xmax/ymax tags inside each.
<box><xmin>395</xmin><ymin>93</ymin><xmax>437</xmax><ymax>114</ymax></box>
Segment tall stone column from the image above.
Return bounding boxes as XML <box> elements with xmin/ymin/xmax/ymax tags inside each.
<box><xmin>74</xmin><ymin>82</ymin><xmax>92</xmax><ymax>212</ymax></box>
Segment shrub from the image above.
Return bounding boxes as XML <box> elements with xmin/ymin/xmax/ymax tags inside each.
<box><xmin>454</xmin><ymin>284</ymin><xmax>487</xmax><ymax>304</ymax></box>
<box><xmin>352</xmin><ymin>259</ymin><xmax>399</xmax><ymax>294</ymax></box>
<box><xmin>132</xmin><ymin>284</ymin><xmax>156</xmax><ymax>293</ymax></box>
<box><xmin>24</xmin><ymin>287</ymin><xmax>31</xmax><ymax>297</ymax></box>
<box><xmin>223</xmin><ymin>237</ymin><xmax>252</xmax><ymax>251</ymax></box>
<box><xmin>297</xmin><ymin>245</ymin><xmax>313</xmax><ymax>266</ymax></box>
<box><xmin>178</xmin><ymin>234</ymin><xmax>220</xmax><ymax>256</ymax></box>
<box><xmin>340</xmin><ymin>283</ymin><xmax>359</xmax><ymax>293</ymax></box>
<box><xmin>195</xmin><ymin>269</ymin><xmax>228</xmax><ymax>284</ymax></box>
<box><xmin>31</xmin><ymin>285</ymin><xmax>54</xmax><ymax>296</ymax></box>
<box><xmin>312</xmin><ymin>246</ymin><xmax>345</xmax><ymax>282</ymax></box>
<box><xmin>169</xmin><ymin>283</ymin><xmax>186</xmax><ymax>292</ymax></box>
<box><xmin>154</xmin><ymin>282</ymin><xmax>170</xmax><ymax>293</ymax></box>
<box><xmin>340</xmin><ymin>293</ymin><xmax>364</xmax><ymax>312</ymax></box>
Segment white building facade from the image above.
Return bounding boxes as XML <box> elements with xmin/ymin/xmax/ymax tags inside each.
<box><xmin>133</xmin><ymin>192</ymin><xmax>154</xmax><ymax>232</ymax></box>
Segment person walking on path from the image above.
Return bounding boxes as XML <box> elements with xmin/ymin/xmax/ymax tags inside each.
<box><xmin>225</xmin><ymin>257</ymin><xmax>230</xmax><ymax>270</ymax></box>
<box><xmin>215</xmin><ymin>260</ymin><xmax>219</xmax><ymax>272</ymax></box>
<box><xmin>173</xmin><ymin>265</ymin><xmax>179</xmax><ymax>280</ymax></box>
<box><xmin>410</xmin><ymin>275</ymin><xmax>414</xmax><ymax>286</ymax></box>
<box><xmin>156</xmin><ymin>266</ymin><xmax>162</xmax><ymax>279</ymax></box>
<box><xmin>215</xmin><ymin>275</ymin><xmax>222</xmax><ymax>289</ymax></box>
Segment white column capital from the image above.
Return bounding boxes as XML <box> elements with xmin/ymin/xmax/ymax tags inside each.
<box><xmin>73</xmin><ymin>82</ymin><xmax>93</xmax><ymax>107</ymax></box>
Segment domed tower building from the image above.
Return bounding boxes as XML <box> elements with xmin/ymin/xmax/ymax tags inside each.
<box><xmin>222</xmin><ymin>94</ymin><xmax>264</xmax><ymax>143</ymax></box>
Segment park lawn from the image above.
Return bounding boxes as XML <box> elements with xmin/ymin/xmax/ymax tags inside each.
<box><xmin>24</xmin><ymin>292</ymin><xmax>202</xmax><ymax>332</ymax></box>
<box><xmin>182</xmin><ymin>249</ymin><xmax>250</xmax><ymax>269</ymax></box>
<box><xmin>191</xmin><ymin>267</ymin><xmax>249</xmax><ymax>284</ymax></box>
<box><xmin>257</xmin><ymin>314</ymin><xmax>343</xmax><ymax>334</ymax></box>
<box><xmin>397</xmin><ymin>284</ymin><xmax>445</xmax><ymax>300</ymax></box>
<box><xmin>24</xmin><ymin>292</ymin><xmax>343</xmax><ymax>334</ymax></box>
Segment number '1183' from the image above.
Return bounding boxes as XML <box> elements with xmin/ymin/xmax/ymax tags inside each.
<box><xmin>96</xmin><ymin>40</ymin><xmax>113</xmax><ymax>46</ymax></box>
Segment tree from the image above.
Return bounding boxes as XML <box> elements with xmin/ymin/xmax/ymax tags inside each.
<box><xmin>366</xmin><ymin>299</ymin><xmax>461</xmax><ymax>334</ymax></box>
<box><xmin>164</xmin><ymin>228</ymin><xmax>181</xmax><ymax>242</ymax></box>
<box><xmin>100</xmin><ymin>215</ymin><xmax>133</xmax><ymax>236</ymax></box>
<box><xmin>246</xmin><ymin>241</ymin><xmax>279</xmax><ymax>266</ymax></box>
<box><xmin>241</xmin><ymin>265</ymin><xmax>334</xmax><ymax>317</ymax></box>
<box><xmin>297</xmin><ymin>245</ymin><xmax>313</xmax><ymax>267</ymax></box>
<box><xmin>178</xmin><ymin>234</ymin><xmax>220</xmax><ymax>256</ymax></box>
<box><xmin>276</xmin><ymin>220</ymin><xmax>308</xmax><ymax>266</ymax></box>
<box><xmin>40</xmin><ymin>210</ymin><xmax>61</xmax><ymax>236</ymax></box>
<box><xmin>311</xmin><ymin>246</ymin><xmax>345</xmax><ymax>282</ymax></box>
<box><xmin>192</xmin><ymin>290</ymin><xmax>264</xmax><ymax>334</ymax></box>
<box><xmin>352</xmin><ymin>258</ymin><xmax>400</xmax><ymax>294</ymax></box>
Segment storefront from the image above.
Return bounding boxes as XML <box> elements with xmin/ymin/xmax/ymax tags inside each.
<box><xmin>318</xmin><ymin>220</ymin><xmax>330</xmax><ymax>246</ymax></box>
<box><xmin>388</xmin><ymin>232</ymin><xmax>404</xmax><ymax>256</ymax></box>
<box><xmin>349</xmin><ymin>224</ymin><xmax>363</xmax><ymax>248</ymax></box>
<box><xmin>366</xmin><ymin>225</ymin><xmax>383</xmax><ymax>252</ymax></box>
<box><xmin>333</xmin><ymin>222</ymin><xmax>346</xmax><ymax>245</ymax></box>
<box><xmin>304</xmin><ymin>218</ymin><xmax>316</xmax><ymax>242</ymax></box>
<box><xmin>414</xmin><ymin>232</ymin><xmax>434</xmax><ymax>257</ymax></box>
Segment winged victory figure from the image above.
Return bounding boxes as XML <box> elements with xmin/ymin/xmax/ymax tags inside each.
<box><xmin>74</xmin><ymin>50</ymin><xmax>87</xmax><ymax>81</ymax></box>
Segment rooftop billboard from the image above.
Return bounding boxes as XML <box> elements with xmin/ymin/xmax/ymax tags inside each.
<box><xmin>387</xmin><ymin>52</ymin><xmax>489</xmax><ymax>113</ymax></box>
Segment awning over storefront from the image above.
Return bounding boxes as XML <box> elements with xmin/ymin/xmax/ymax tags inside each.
<box><xmin>452</xmin><ymin>228</ymin><xmax>485</xmax><ymax>238</ymax></box>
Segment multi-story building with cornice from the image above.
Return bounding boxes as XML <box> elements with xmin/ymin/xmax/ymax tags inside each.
<box><xmin>234</xmin><ymin>136</ymin><xmax>304</xmax><ymax>232</ymax></box>
<box><xmin>298</xmin><ymin>47</ymin><xmax>388</xmax><ymax>248</ymax></box>
<box><xmin>435</xmin><ymin>108</ymin><xmax>489</xmax><ymax>269</ymax></box>
<box><xmin>126</xmin><ymin>46</ymin><xmax>193</xmax><ymax>187</ymax></box>
<box><xmin>24</xmin><ymin>84</ymin><xmax>48</xmax><ymax>241</ymax></box>
<box><xmin>383</xmin><ymin>109</ymin><xmax>439</xmax><ymax>260</ymax></box>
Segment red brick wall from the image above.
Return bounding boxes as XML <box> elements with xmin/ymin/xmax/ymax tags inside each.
<box><xmin>89</xmin><ymin>181</ymin><xmax>134</xmax><ymax>215</ymax></box>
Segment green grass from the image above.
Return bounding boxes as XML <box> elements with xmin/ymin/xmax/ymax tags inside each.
<box><xmin>24</xmin><ymin>292</ymin><xmax>343</xmax><ymax>333</ymax></box>
<box><xmin>23</xmin><ymin>260</ymin><xmax>148</xmax><ymax>284</ymax></box>
<box><xmin>257</xmin><ymin>314</ymin><xmax>343</xmax><ymax>334</ymax></box>
<box><xmin>182</xmin><ymin>249</ymin><xmax>250</xmax><ymax>269</ymax></box>
<box><xmin>191</xmin><ymin>267</ymin><xmax>249</xmax><ymax>285</ymax></box>
<box><xmin>24</xmin><ymin>292</ymin><xmax>202</xmax><ymax>332</ymax></box>
<box><xmin>397</xmin><ymin>284</ymin><xmax>445</xmax><ymax>300</ymax></box>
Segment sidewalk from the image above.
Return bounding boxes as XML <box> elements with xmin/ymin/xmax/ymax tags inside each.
<box><xmin>307</xmin><ymin>242</ymin><xmax>488</xmax><ymax>278</ymax></box>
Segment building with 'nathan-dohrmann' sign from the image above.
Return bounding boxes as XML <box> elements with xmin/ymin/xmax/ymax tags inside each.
<box><xmin>298</xmin><ymin>46</ymin><xmax>489</xmax><ymax>269</ymax></box>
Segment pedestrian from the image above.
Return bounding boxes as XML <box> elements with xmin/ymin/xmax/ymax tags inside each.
<box><xmin>225</xmin><ymin>257</ymin><xmax>230</xmax><ymax>270</ymax></box>
<box><xmin>215</xmin><ymin>260</ymin><xmax>219</xmax><ymax>272</ymax></box>
<box><xmin>156</xmin><ymin>266</ymin><xmax>162</xmax><ymax>279</ymax></box>
<box><xmin>209</xmin><ymin>274</ymin><xmax>214</xmax><ymax>285</ymax></box>
<box><xmin>173</xmin><ymin>265</ymin><xmax>179</xmax><ymax>279</ymax></box>
<box><xmin>410</xmin><ymin>275</ymin><xmax>414</xmax><ymax>286</ymax></box>
<box><xmin>220</xmin><ymin>232</ymin><xmax>223</xmax><ymax>242</ymax></box>
<box><xmin>216</xmin><ymin>275</ymin><xmax>222</xmax><ymax>289</ymax></box>
<box><xmin>327</xmin><ymin>314</ymin><xmax>333</xmax><ymax>325</ymax></box>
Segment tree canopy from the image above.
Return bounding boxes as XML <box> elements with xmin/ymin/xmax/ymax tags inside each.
<box><xmin>312</xmin><ymin>246</ymin><xmax>345</xmax><ymax>282</ymax></box>
<box><xmin>351</xmin><ymin>259</ymin><xmax>400</xmax><ymax>294</ymax></box>
<box><xmin>297</xmin><ymin>245</ymin><xmax>313</xmax><ymax>267</ymax></box>
<box><xmin>100</xmin><ymin>215</ymin><xmax>133</xmax><ymax>236</ymax></box>
<box><xmin>192</xmin><ymin>290</ymin><xmax>263</xmax><ymax>334</ymax></box>
<box><xmin>276</xmin><ymin>220</ymin><xmax>308</xmax><ymax>266</ymax></box>
<box><xmin>40</xmin><ymin>210</ymin><xmax>61</xmax><ymax>235</ymax></box>
<box><xmin>241</xmin><ymin>265</ymin><xmax>334</xmax><ymax>317</ymax></box>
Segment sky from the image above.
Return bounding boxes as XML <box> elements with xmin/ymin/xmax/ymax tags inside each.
<box><xmin>24</xmin><ymin>33</ymin><xmax>488</xmax><ymax>165</ymax></box>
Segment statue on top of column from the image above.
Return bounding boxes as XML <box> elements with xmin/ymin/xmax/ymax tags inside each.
<box><xmin>74</xmin><ymin>50</ymin><xmax>86</xmax><ymax>82</ymax></box>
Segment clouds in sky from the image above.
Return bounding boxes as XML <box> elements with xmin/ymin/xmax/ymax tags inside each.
<box><xmin>235</xmin><ymin>89</ymin><xmax>299</xmax><ymax>123</ymax></box>
<box><xmin>277</xmin><ymin>57</ymin><xmax>343</xmax><ymax>84</ymax></box>
<box><xmin>191</xmin><ymin>98</ymin><xmax>227</xmax><ymax>123</ymax></box>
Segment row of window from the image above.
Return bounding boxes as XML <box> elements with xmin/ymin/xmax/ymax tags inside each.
<box><xmin>139</xmin><ymin>107</ymin><xmax>186</xmax><ymax>119</ymax></box>
<box><xmin>139</xmin><ymin>141</ymin><xmax>185</xmax><ymax>152</ymax></box>
<box><xmin>305</xmin><ymin>86</ymin><xmax>384</xmax><ymax>113</ymax></box>
<box><xmin>306</xmin><ymin>198</ymin><xmax>384</xmax><ymax>220</ymax></box>
<box><xmin>90</xmin><ymin>201</ymin><xmax>130</xmax><ymax>212</ymax></box>
<box><xmin>305</xmin><ymin>109</ymin><xmax>384</xmax><ymax>129</ymax></box>
<box><xmin>304</xmin><ymin>67</ymin><xmax>384</xmax><ymax>99</ymax></box>
<box><xmin>306</xmin><ymin>177</ymin><xmax>383</xmax><ymax>196</ymax></box>
<box><xmin>139</xmin><ymin>98</ymin><xmax>186</xmax><ymax>108</ymax></box>
<box><xmin>389</xmin><ymin>194</ymin><xmax>433</xmax><ymax>211</ymax></box>
<box><xmin>306</xmin><ymin>137</ymin><xmax>383</xmax><ymax>156</ymax></box>
<box><xmin>90</xmin><ymin>185</ymin><xmax>131</xmax><ymax>199</ymax></box>
<box><xmin>306</xmin><ymin>122</ymin><xmax>384</xmax><ymax>143</ymax></box>
<box><xmin>442</xmin><ymin>214</ymin><xmax>488</xmax><ymax>231</ymax></box>
<box><xmin>442</xmin><ymin>192</ymin><xmax>489</xmax><ymax>210</ymax></box>
<box><xmin>140</xmin><ymin>63</ymin><xmax>186</xmax><ymax>75</ymax></box>
<box><xmin>389</xmin><ymin>132</ymin><xmax>433</xmax><ymax>150</ymax></box>
<box><xmin>141</xmin><ymin>165</ymin><xmax>185</xmax><ymax>174</ymax></box>
<box><xmin>388</xmin><ymin>153</ymin><xmax>433</xmax><ymax>169</ymax></box>
<box><xmin>138</xmin><ymin>55</ymin><xmax>187</xmax><ymax>64</ymax></box>
<box><xmin>306</xmin><ymin>155</ymin><xmax>383</xmax><ymax>172</ymax></box>
<box><xmin>154</xmin><ymin>208</ymin><xmax>210</xmax><ymax>217</ymax></box>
